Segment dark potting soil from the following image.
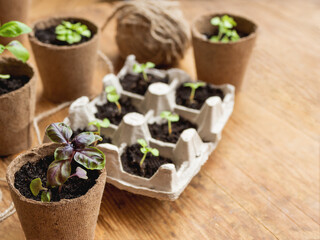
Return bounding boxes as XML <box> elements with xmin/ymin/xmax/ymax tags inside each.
<box><xmin>175</xmin><ymin>82</ymin><xmax>225</xmax><ymax>110</ymax></box>
<box><xmin>34</xmin><ymin>20</ymin><xmax>93</xmax><ymax>46</ymax></box>
<box><xmin>95</xmin><ymin>98</ymin><xmax>138</xmax><ymax>125</ymax></box>
<box><xmin>0</xmin><ymin>75</ymin><xmax>29</xmax><ymax>96</ymax></box>
<box><xmin>120</xmin><ymin>73</ymin><xmax>169</xmax><ymax>95</ymax></box>
<box><xmin>72</xmin><ymin>128</ymin><xmax>112</xmax><ymax>144</ymax></box>
<box><xmin>14</xmin><ymin>155</ymin><xmax>100</xmax><ymax>202</ymax></box>
<box><xmin>121</xmin><ymin>143</ymin><xmax>173</xmax><ymax>178</ymax></box>
<box><xmin>148</xmin><ymin>117</ymin><xmax>197</xmax><ymax>144</ymax></box>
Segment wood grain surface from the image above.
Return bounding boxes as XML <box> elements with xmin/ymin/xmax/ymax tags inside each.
<box><xmin>0</xmin><ymin>0</ymin><xmax>319</xmax><ymax>239</ymax></box>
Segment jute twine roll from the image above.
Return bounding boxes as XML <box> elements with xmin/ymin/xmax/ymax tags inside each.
<box><xmin>103</xmin><ymin>0</ymin><xmax>190</xmax><ymax>66</ymax></box>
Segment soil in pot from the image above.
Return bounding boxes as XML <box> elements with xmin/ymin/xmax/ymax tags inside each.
<box><xmin>34</xmin><ymin>20</ymin><xmax>93</xmax><ymax>46</ymax></box>
<box><xmin>121</xmin><ymin>143</ymin><xmax>173</xmax><ymax>178</ymax></box>
<box><xmin>72</xmin><ymin>128</ymin><xmax>112</xmax><ymax>144</ymax></box>
<box><xmin>95</xmin><ymin>98</ymin><xmax>139</xmax><ymax>125</ymax></box>
<box><xmin>14</xmin><ymin>155</ymin><xmax>100</xmax><ymax>202</ymax></box>
<box><xmin>0</xmin><ymin>75</ymin><xmax>30</xmax><ymax>96</ymax></box>
<box><xmin>175</xmin><ymin>82</ymin><xmax>225</xmax><ymax>110</ymax></box>
<box><xmin>148</xmin><ymin>117</ymin><xmax>197</xmax><ymax>143</ymax></box>
<box><xmin>120</xmin><ymin>73</ymin><xmax>169</xmax><ymax>95</ymax></box>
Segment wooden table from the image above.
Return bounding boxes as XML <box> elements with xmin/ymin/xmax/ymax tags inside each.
<box><xmin>0</xmin><ymin>0</ymin><xmax>319</xmax><ymax>239</ymax></box>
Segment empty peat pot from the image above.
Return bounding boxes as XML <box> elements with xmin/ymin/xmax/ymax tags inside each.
<box><xmin>6</xmin><ymin>143</ymin><xmax>106</xmax><ymax>240</ymax></box>
<box><xmin>0</xmin><ymin>0</ymin><xmax>31</xmax><ymax>45</ymax></box>
<box><xmin>0</xmin><ymin>57</ymin><xmax>36</xmax><ymax>156</ymax></box>
<box><xmin>192</xmin><ymin>13</ymin><xmax>257</xmax><ymax>91</ymax></box>
<box><xmin>29</xmin><ymin>16</ymin><xmax>99</xmax><ymax>102</ymax></box>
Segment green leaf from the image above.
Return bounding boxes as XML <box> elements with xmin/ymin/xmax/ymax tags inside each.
<box><xmin>0</xmin><ymin>21</ymin><xmax>31</xmax><ymax>37</ymax></box>
<box><xmin>0</xmin><ymin>44</ymin><xmax>5</xmax><ymax>54</ymax></box>
<box><xmin>56</xmin><ymin>34</ymin><xmax>67</xmax><ymax>41</ymax></box>
<box><xmin>140</xmin><ymin>147</ymin><xmax>148</xmax><ymax>154</ymax></box>
<box><xmin>221</xmin><ymin>36</ymin><xmax>229</xmax><ymax>43</ymax></box>
<box><xmin>105</xmin><ymin>85</ymin><xmax>116</xmax><ymax>94</ymax></box>
<box><xmin>0</xmin><ymin>74</ymin><xmax>10</xmax><ymax>79</ymax></box>
<box><xmin>144</xmin><ymin>62</ymin><xmax>155</xmax><ymax>69</ymax></box>
<box><xmin>150</xmin><ymin>148</ymin><xmax>159</xmax><ymax>156</ymax></box>
<box><xmin>45</xmin><ymin>122</ymin><xmax>72</xmax><ymax>144</ymax></box>
<box><xmin>5</xmin><ymin>40</ymin><xmax>29</xmax><ymax>63</ymax></box>
<box><xmin>160</xmin><ymin>111</ymin><xmax>171</xmax><ymax>119</ymax></box>
<box><xmin>41</xmin><ymin>191</ymin><xmax>51</xmax><ymax>202</ymax></box>
<box><xmin>47</xmin><ymin>159</ymin><xmax>71</xmax><ymax>187</ymax></box>
<box><xmin>133</xmin><ymin>63</ymin><xmax>143</xmax><ymax>73</ymax></box>
<box><xmin>88</xmin><ymin>120</ymin><xmax>100</xmax><ymax>128</ymax></box>
<box><xmin>74</xmin><ymin>146</ymin><xmax>106</xmax><ymax>170</ymax></box>
<box><xmin>107</xmin><ymin>92</ymin><xmax>120</xmax><ymax>103</ymax></box>
<box><xmin>100</xmin><ymin>118</ymin><xmax>110</xmax><ymax>128</ymax></box>
<box><xmin>81</xmin><ymin>29</ymin><xmax>91</xmax><ymax>38</ymax></box>
<box><xmin>168</xmin><ymin>114</ymin><xmax>179</xmax><ymax>122</ymax></box>
<box><xmin>210</xmin><ymin>17</ymin><xmax>220</xmax><ymax>26</ymax></box>
<box><xmin>210</xmin><ymin>36</ymin><xmax>219</xmax><ymax>42</ymax></box>
<box><xmin>30</xmin><ymin>178</ymin><xmax>46</xmax><ymax>196</ymax></box>
<box><xmin>183</xmin><ymin>82</ymin><xmax>205</xmax><ymax>90</ymax></box>
<box><xmin>137</xmin><ymin>139</ymin><xmax>147</xmax><ymax>147</ymax></box>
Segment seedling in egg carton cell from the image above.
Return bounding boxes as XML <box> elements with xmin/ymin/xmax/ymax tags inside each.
<box><xmin>160</xmin><ymin>111</ymin><xmax>179</xmax><ymax>135</ymax></box>
<box><xmin>105</xmin><ymin>86</ymin><xmax>121</xmax><ymax>114</ymax></box>
<box><xmin>132</xmin><ymin>62</ymin><xmax>155</xmax><ymax>81</ymax></box>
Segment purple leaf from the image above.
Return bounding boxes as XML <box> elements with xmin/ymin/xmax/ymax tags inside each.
<box><xmin>46</xmin><ymin>123</ymin><xmax>72</xmax><ymax>144</ymax></box>
<box><xmin>47</xmin><ymin>159</ymin><xmax>71</xmax><ymax>187</ymax></box>
<box><xmin>72</xmin><ymin>132</ymin><xmax>101</xmax><ymax>149</ymax></box>
<box><xmin>74</xmin><ymin>146</ymin><xmax>105</xmax><ymax>170</ymax></box>
<box><xmin>70</xmin><ymin>167</ymin><xmax>88</xmax><ymax>179</ymax></box>
<box><xmin>54</xmin><ymin>145</ymin><xmax>74</xmax><ymax>161</ymax></box>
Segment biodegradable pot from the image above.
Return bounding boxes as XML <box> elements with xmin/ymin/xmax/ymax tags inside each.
<box><xmin>0</xmin><ymin>57</ymin><xmax>36</xmax><ymax>156</ymax></box>
<box><xmin>29</xmin><ymin>17</ymin><xmax>99</xmax><ymax>102</ymax></box>
<box><xmin>6</xmin><ymin>143</ymin><xmax>107</xmax><ymax>240</ymax></box>
<box><xmin>192</xmin><ymin>13</ymin><xmax>257</xmax><ymax>91</ymax></box>
<box><xmin>0</xmin><ymin>0</ymin><xmax>31</xmax><ymax>45</ymax></box>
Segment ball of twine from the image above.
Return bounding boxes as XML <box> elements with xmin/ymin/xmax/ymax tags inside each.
<box><xmin>104</xmin><ymin>0</ymin><xmax>190</xmax><ymax>66</ymax></box>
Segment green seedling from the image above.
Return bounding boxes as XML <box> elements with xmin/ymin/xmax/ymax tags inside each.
<box><xmin>132</xmin><ymin>62</ymin><xmax>155</xmax><ymax>81</ymax></box>
<box><xmin>55</xmin><ymin>20</ymin><xmax>91</xmax><ymax>44</ymax></box>
<box><xmin>183</xmin><ymin>82</ymin><xmax>205</xmax><ymax>102</ymax></box>
<box><xmin>105</xmin><ymin>86</ymin><xmax>121</xmax><ymax>114</ymax></box>
<box><xmin>209</xmin><ymin>15</ymin><xmax>240</xmax><ymax>43</ymax></box>
<box><xmin>88</xmin><ymin>118</ymin><xmax>110</xmax><ymax>136</ymax></box>
<box><xmin>160</xmin><ymin>111</ymin><xmax>179</xmax><ymax>135</ymax></box>
<box><xmin>30</xmin><ymin>123</ymin><xmax>105</xmax><ymax>202</ymax></box>
<box><xmin>137</xmin><ymin>139</ymin><xmax>159</xmax><ymax>167</ymax></box>
<box><xmin>0</xmin><ymin>21</ymin><xmax>32</xmax><ymax>79</ymax></box>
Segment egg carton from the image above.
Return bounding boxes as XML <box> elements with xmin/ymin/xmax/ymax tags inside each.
<box><xmin>61</xmin><ymin>55</ymin><xmax>235</xmax><ymax>200</ymax></box>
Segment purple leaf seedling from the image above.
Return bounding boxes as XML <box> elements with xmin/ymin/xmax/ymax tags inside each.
<box><xmin>30</xmin><ymin>122</ymin><xmax>105</xmax><ymax>202</ymax></box>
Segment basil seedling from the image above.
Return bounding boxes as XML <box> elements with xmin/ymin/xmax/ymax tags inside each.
<box><xmin>30</xmin><ymin>122</ymin><xmax>105</xmax><ymax>202</ymax></box>
<box><xmin>132</xmin><ymin>62</ymin><xmax>155</xmax><ymax>81</ymax></box>
<box><xmin>160</xmin><ymin>111</ymin><xmax>179</xmax><ymax>135</ymax></box>
<box><xmin>88</xmin><ymin>118</ymin><xmax>110</xmax><ymax>136</ymax></box>
<box><xmin>105</xmin><ymin>86</ymin><xmax>121</xmax><ymax>114</ymax></box>
<box><xmin>0</xmin><ymin>21</ymin><xmax>31</xmax><ymax>79</ymax></box>
<box><xmin>210</xmin><ymin>15</ymin><xmax>240</xmax><ymax>43</ymax></box>
<box><xmin>137</xmin><ymin>139</ymin><xmax>159</xmax><ymax>167</ymax></box>
<box><xmin>55</xmin><ymin>21</ymin><xmax>91</xmax><ymax>44</ymax></box>
<box><xmin>183</xmin><ymin>82</ymin><xmax>205</xmax><ymax>102</ymax></box>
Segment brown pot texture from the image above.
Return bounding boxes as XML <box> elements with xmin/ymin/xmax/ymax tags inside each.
<box><xmin>0</xmin><ymin>0</ymin><xmax>31</xmax><ymax>45</ymax></box>
<box><xmin>29</xmin><ymin>17</ymin><xmax>99</xmax><ymax>103</ymax></box>
<box><xmin>0</xmin><ymin>57</ymin><xmax>36</xmax><ymax>156</ymax></box>
<box><xmin>6</xmin><ymin>143</ymin><xmax>107</xmax><ymax>240</ymax></box>
<box><xmin>192</xmin><ymin>13</ymin><xmax>257</xmax><ymax>91</ymax></box>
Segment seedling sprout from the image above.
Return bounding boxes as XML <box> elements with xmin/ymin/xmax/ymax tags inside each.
<box><xmin>88</xmin><ymin>118</ymin><xmax>110</xmax><ymax>136</ymax></box>
<box><xmin>0</xmin><ymin>21</ymin><xmax>31</xmax><ymax>79</ymax></box>
<box><xmin>137</xmin><ymin>139</ymin><xmax>159</xmax><ymax>167</ymax></box>
<box><xmin>210</xmin><ymin>15</ymin><xmax>240</xmax><ymax>43</ymax></box>
<box><xmin>183</xmin><ymin>82</ymin><xmax>205</xmax><ymax>102</ymax></box>
<box><xmin>55</xmin><ymin>21</ymin><xmax>91</xmax><ymax>44</ymax></box>
<box><xmin>105</xmin><ymin>86</ymin><xmax>121</xmax><ymax>114</ymax></box>
<box><xmin>30</xmin><ymin>122</ymin><xmax>105</xmax><ymax>202</ymax></box>
<box><xmin>160</xmin><ymin>111</ymin><xmax>179</xmax><ymax>135</ymax></box>
<box><xmin>132</xmin><ymin>62</ymin><xmax>155</xmax><ymax>81</ymax></box>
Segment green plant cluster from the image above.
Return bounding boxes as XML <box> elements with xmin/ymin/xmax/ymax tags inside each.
<box><xmin>210</xmin><ymin>15</ymin><xmax>240</xmax><ymax>43</ymax></box>
<box><xmin>55</xmin><ymin>21</ymin><xmax>91</xmax><ymax>44</ymax></box>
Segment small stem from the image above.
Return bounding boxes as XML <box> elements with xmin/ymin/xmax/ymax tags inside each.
<box><xmin>218</xmin><ymin>25</ymin><xmax>223</xmax><ymax>40</ymax></box>
<box><xmin>142</xmin><ymin>71</ymin><xmax>148</xmax><ymax>82</ymax></box>
<box><xmin>58</xmin><ymin>185</ymin><xmax>62</xmax><ymax>193</ymax></box>
<box><xmin>97</xmin><ymin>125</ymin><xmax>101</xmax><ymax>136</ymax></box>
<box><xmin>116</xmin><ymin>102</ymin><xmax>122</xmax><ymax>114</ymax></box>
<box><xmin>140</xmin><ymin>153</ymin><xmax>147</xmax><ymax>167</ymax></box>
<box><xmin>168</xmin><ymin>120</ymin><xmax>172</xmax><ymax>135</ymax></box>
<box><xmin>190</xmin><ymin>88</ymin><xmax>195</xmax><ymax>102</ymax></box>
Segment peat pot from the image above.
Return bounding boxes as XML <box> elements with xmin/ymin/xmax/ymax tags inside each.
<box><xmin>6</xmin><ymin>143</ymin><xmax>107</xmax><ymax>240</ymax></box>
<box><xmin>29</xmin><ymin>16</ymin><xmax>99</xmax><ymax>102</ymax></box>
<box><xmin>0</xmin><ymin>57</ymin><xmax>36</xmax><ymax>156</ymax></box>
<box><xmin>192</xmin><ymin>13</ymin><xmax>257</xmax><ymax>91</ymax></box>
